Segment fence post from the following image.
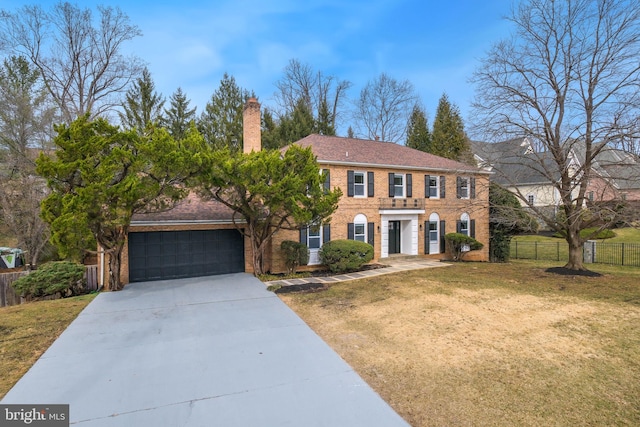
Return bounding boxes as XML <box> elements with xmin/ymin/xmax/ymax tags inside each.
<box><xmin>622</xmin><ymin>243</ymin><xmax>625</xmax><ymax>266</ymax></box>
<box><xmin>535</xmin><ymin>241</ymin><xmax>538</xmax><ymax>260</ymax></box>
<box><xmin>515</xmin><ymin>241</ymin><xmax>518</xmax><ymax>259</ymax></box>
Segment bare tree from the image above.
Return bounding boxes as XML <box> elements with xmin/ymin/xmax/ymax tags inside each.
<box><xmin>471</xmin><ymin>0</ymin><xmax>640</xmax><ymax>270</ymax></box>
<box><xmin>353</xmin><ymin>72</ymin><xmax>418</xmax><ymax>143</ymax></box>
<box><xmin>0</xmin><ymin>2</ymin><xmax>143</xmax><ymax>123</ymax></box>
<box><xmin>273</xmin><ymin>59</ymin><xmax>352</xmax><ymax>133</ymax></box>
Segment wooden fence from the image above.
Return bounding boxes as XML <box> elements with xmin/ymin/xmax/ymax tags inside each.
<box><xmin>0</xmin><ymin>265</ymin><xmax>99</xmax><ymax>308</ymax></box>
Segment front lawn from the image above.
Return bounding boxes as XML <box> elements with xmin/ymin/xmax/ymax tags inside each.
<box><xmin>280</xmin><ymin>260</ymin><xmax>640</xmax><ymax>426</ymax></box>
<box><xmin>0</xmin><ymin>294</ymin><xmax>96</xmax><ymax>399</ymax></box>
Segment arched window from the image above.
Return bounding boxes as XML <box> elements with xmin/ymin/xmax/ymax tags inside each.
<box><xmin>427</xmin><ymin>213</ymin><xmax>440</xmax><ymax>254</ymax></box>
<box><xmin>459</xmin><ymin>212</ymin><xmax>470</xmax><ymax>236</ymax></box>
<box><xmin>353</xmin><ymin>214</ymin><xmax>367</xmax><ymax>242</ymax></box>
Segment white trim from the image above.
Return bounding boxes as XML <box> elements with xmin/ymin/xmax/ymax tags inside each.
<box><xmin>380</xmin><ymin>213</ymin><xmax>419</xmax><ymax>258</ymax></box>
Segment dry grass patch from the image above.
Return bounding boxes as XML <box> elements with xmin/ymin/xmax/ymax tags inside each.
<box><xmin>281</xmin><ymin>261</ymin><xmax>640</xmax><ymax>426</ymax></box>
<box><xmin>0</xmin><ymin>294</ymin><xmax>96</xmax><ymax>399</ymax></box>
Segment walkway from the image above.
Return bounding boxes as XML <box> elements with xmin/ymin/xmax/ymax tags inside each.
<box><xmin>265</xmin><ymin>258</ymin><xmax>450</xmax><ymax>288</ymax></box>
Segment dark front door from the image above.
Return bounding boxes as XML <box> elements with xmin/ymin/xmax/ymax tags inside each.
<box><xmin>388</xmin><ymin>221</ymin><xmax>401</xmax><ymax>254</ymax></box>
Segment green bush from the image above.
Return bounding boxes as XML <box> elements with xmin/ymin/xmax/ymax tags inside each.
<box><xmin>319</xmin><ymin>239</ymin><xmax>374</xmax><ymax>273</ymax></box>
<box><xmin>280</xmin><ymin>240</ymin><xmax>310</xmax><ymax>274</ymax></box>
<box><xmin>11</xmin><ymin>261</ymin><xmax>87</xmax><ymax>299</ymax></box>
<box><xmin>445</xmin><ymin>233</ymin><xmax>484</xmax><ymax>261</ymax></box>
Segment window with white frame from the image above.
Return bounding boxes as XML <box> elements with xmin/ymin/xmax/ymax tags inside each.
<box><xmin>429</xmin><ymin>176</ymin><xmax>439</xmax><ymax>198</ymax></box>
<box><xmin>460</xmin><ymin>213</ymin><xmax>470</xmax><ymax>236</ymax></box>
<box><xmin>458</xmin><ymin>177</ymin><xmax>469</xmax><ymax>199</ymax></box>
<box><xmin>394</xmin><ymin>174</ymin><xmax>404</xmax><ymax>197</ymax></box>
<box><xmin>353</xmin><ymin>213</ymin><xmax>367</xmax><ymax>242</ymax></box>
<box><xmin>307</xmin><ymin>223</ymin><xmax>322</xmax><ymax>249</ymax></box>
<box><xmin>527</xmin><ymin>194</ymin><xmax>535</xmax><ymax>205</ymax></box>
<box><xmin>354</xmin><ymin>172</ymin><xmax>365</xmax><ymax>197</ymax></box>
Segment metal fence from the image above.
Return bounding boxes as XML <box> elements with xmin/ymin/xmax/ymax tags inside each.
<box><xmin>0</xmin><ymin>265</ymin><xmax>99</xmax><ymax>308</ymax></box>
<box><xmin>510</xmin><ymin>240</ymin><xmax>640</xmax><ymax>267</ymax></box>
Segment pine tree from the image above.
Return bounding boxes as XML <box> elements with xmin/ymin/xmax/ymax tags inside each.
<box><xmin>278</xmin><ymin>98</ymin><xmax>316</xmax><ymax>145</ymax></box>
<box><xmin>405</xmin><ymin>104</ymin><xmax>431</xmax><ymax>152</ymax></box>
<box><xmin>315</xmin><ymin>99</ymin><xmax>335</xmax><ymax>136</ymax></box>
<box><xmin>163</xmin><ymin>88</ymin><xmax>196</xmax><ymax>140</ymax></box>
<box><xmin>119</xmin><ymin>67</ymin><xmax>165</xmax><ymax>133</ymax></box>
<box><xmin>431</xmin><ymin>93</ymin><xmax>474</xmax><ymax>163</ymax></box>
<box><xmin>198</xmin><ymin>73</ymin><xmax>251</xmax><ymax>152</ymax></box>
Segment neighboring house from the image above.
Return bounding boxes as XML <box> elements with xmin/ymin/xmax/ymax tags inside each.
<box><xmin>471</xmin><ymin>137</ymin><xmax>640</xmax><ymax>226</ymax></box>
<box><xmin>109</xmin><ymin>99</ymin><xmax>490</xmax><ymax>286</ymax></box>
<box><xmin>471</xmin><ymin>137</ymin><xmax>569</xmax><ymax>220</ymax></box>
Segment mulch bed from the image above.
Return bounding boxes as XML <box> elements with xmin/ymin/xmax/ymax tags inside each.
<box><xmin>545</xmin><ymin>267</ymin><xmax>603</xmax><ymax>277</ymax></box>
<box><xmin>273</xmin><ymin>282</ymin><xmax>329</xmax><ymax>294</ymax></box>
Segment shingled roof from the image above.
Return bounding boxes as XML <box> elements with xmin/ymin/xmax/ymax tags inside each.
<box><xmin>131</xmin><ymin>192</ymin><xmax>236</xmax><ymax>224</ymax></box>
<box><xmin>292</xmin><ymin>134</ymin><xmax>485</xmax><ymax>173</ymax></box>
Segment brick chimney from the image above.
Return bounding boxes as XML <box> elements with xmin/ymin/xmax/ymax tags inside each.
<box><xmin>243</xmin><ymin>97</ymin><xmax>261</xmax><ymax>153</ymax></box>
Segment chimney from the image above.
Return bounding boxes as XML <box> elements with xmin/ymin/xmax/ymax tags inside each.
<box><xmin>243</xmin><ymin>97</ymin><xmax>261</xmax><ymax>153</ymax></box>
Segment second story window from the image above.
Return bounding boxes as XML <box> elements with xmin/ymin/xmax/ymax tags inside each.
<box><xmin>354</xmin><ymin>172</ymin><xmax>365</xmax><ymax>196</ymax></box>
<box><xmin>388</xmin><ymin>173</ymin><xmax>412</xmax><ymax>198</ymax></box>
<box><xmin>429</xmin><ymin>176</ymin><xmax>439</xmax><ymax>198</ymax></box>
<box><xmin>394</xmin><ymin>174</ymin><xmax>404</xmax><ymax>197</ymax></box>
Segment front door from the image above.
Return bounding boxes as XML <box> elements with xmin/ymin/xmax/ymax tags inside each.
<box><xmin>388</xmin><ymin>220</ymin><xmax>401</xmax><ymax>254</ymax></box>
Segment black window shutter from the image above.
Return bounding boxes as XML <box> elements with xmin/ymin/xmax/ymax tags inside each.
<box><xmin>470</xmin><ymin>219</ymin><xmax>476</xmax><ymax>238</ymax></box>
<box><xmin>425</xmin><ymin>175</ymin><xmax>430</xmax><ymax>198</ymax></box>
<box><xmin>347</xmin><ymin>170</ymin><xmax>354</xmax><ymax>197</ymax></box>
<box><xmin>388</xmin><ymin>173</ymin><xmax>394</xmax><ymax>197</ymax></box>
<box><xmin>367</xmin><ymin>222</ymin><xmax>375</xmax><ymax>246</ymax></box>
<box><xmin>367</xmin><ymin>171</ymin><xmax>374</xmax><ymax>197</ymax></box>
<box><xmin>323</xmin><ymin>224</ymin><xmax>331</xmax><ymax>244</ymax></box>
<box><xmin>323</xmin><ymin>169</ymin><xmax>330</xmax><ymax>192</ymax></box>
<box><xmin>406</xmin><ymin>174</ymin><xmax>412</xmax><ymax>197</ymax></box>
<box><xmin>456</xmin><ymin>177</ymin><xmax>462</xmax><ymax>198</ymax></box>
<box><xmin>456</xmin><ymin>220</ymin><xmax>462</xmax><ymax>233</ymax></box>
<box><xmin>424</xmin><ymin>221</ymin><xmax>429</xmax><ymax>254</ymax></box>
<box><xmin>347</xmin><ymin>223</ymin><xmax>355</xmax><ymax>240</ymax></box>
<box><xmin>440</xmin><ymin>176</ymin><xmax>446</xmax><ymax>198</ymax></box>
<box><xmin>300</xmin><ymin>228</ymin><xmax>308</xmax><ymax>245</ymax></box>
<box><xmin>470</xmin><ymin>177</ymin><xmax>476</xmax><ymax>199</ymax></box>
<box><xmin>440</xmin><ymin>220</ymin><xmax>446</xmax><ymax>253</ymax></box>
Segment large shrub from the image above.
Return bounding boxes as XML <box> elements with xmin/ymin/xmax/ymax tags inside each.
<box><xmin>280</xmin><ymin>240</ymin><xmax>310</xmax><ymax>274</ymax></box>
<box><xmin>319</xmin><ymin>239</ymin><xmax>374</xmax><ymax>273</ymax></box>
<box><xmin>11</xmin><ymin>261</ymin><xmax>87</xmax><ymax>299</ymax></box>
<box><xmin>445</xmin><ymin>233</ymin><xmax>484</xmax><ymax>261</ymax></box>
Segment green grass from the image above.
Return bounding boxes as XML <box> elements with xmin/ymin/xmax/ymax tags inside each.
<box><xmin>0</xmin><ymin>294</ymin><xmax>97</xmax><ymax>399</ymax></box>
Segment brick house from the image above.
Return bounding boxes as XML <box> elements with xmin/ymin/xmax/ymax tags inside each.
<box><xmin>107</xmin><ymin>99</ymin><xmax>490</xmax><ymax>286</ymax></box>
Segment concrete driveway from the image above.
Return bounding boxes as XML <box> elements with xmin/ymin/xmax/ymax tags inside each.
<box><xmin>2</xmin><ymin>274</ymin><xmax>409</xmax><ymax>426</ymax></box>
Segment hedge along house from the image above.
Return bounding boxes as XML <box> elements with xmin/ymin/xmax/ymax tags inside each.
<box><xmin>269</xmin><ymin>135</ymin><xmax>491</xmax><ymax>272</ymax></box>
<box><xmin>104</xmin><ymin>98</ymin><xmax>490</xmax><ymax>287</ymax></box>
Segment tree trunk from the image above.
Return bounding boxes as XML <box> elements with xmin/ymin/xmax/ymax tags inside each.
<box><xmin>564</xmin><ymin>231</ymin><xmax>585</xmax><ymax>270</ymax></box>
<box><xmin>106</xmin><ymin>243</ymin><xmax>126</xmax><ymax>291</ymax></box>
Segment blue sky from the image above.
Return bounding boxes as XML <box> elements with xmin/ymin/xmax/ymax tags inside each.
<box><xmin>3</xmin><ymin>0</ymin><xmax>516</xmax><ymax>134</ymax></box>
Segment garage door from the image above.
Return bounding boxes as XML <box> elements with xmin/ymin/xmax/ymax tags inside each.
<box><xmin>128</xmin><ymin>230</ymin><xmax>245</xmax><ymax>282</ymax></box>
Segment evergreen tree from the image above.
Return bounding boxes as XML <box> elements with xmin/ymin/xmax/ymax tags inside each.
<box><xmin>119</xmin><ymin>67</ymin><xmax>165</xmax><ymax>133</ymax></box>
<box><xmin>261</xmin><ymin>108</ymin><xmax>283</xmax><ymax>150</ymax></box>
<box><xmin>405</xmin><ymin>104</ymin><xmax>431</xmax><ymax>152</ymax></box>
<box><xmin>431</xmin><ymin>93</ymin><xmax>473</xmax><ymax>163</ymax></box>
<box><xmin>277</xmin><ymin>98</ymin><xmax>316</xmax><ymax>146</ymax></box>
<box><xmin>163</xmin><ymin>87</ymin><xmax>196</xmax><ymax>140</ymax></box>
<box><xmin>347</xmin><ymin>126</ymin><xmax>355</xmax><ymax>138</ymax></box>
<box><xmin>315</xmin><ymin>98</ymin><xmax>335</xmax><ymax>136</ymax></box>
<box><xmin>198</xmin><ymin>73</ymin><xmax>251</xmax><ymax>152</ymax></box>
